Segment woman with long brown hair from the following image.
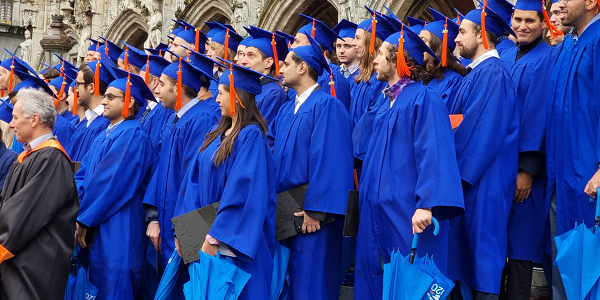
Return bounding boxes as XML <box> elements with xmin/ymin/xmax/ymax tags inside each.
<box><xmin>173</xmin><ymin>64</ymin><xmax>277</xmax><ymax>300</ymax></box>
<box><xmin>419</xmin><ymin>8</ymin><xmax>466</xmax><ymax>111</ymax></box>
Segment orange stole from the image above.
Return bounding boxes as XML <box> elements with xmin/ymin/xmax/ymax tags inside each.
<box><xmin>449</xmin><ymin>114</ymin><xmax>463</xmax><ymax>129</ymax></box>
<box><xmin>17</xmin><ymin>139</ymin><xmax>71</xmax><ymax>164</ymax></box>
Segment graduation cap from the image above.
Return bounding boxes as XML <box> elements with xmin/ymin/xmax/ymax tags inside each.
<box><xmin>176</xmin><ymin>20</ymin><xmax>208</xmax><ymax>53</ymax></box>
<box><xmin>2</xmin><ymin>49</ymin><xmax>38</xmax><ymax>92</ymax></box>
<box><xmin>275</xmin><ymin>30</ymin><xmax>295</xmax><ymax>50</ymax></box>
<box><xmin>238</xmin><ymin>26</ymin><xmax>254</xmax><ymax>47</ymax></box>
<box><xmin>297</xmin><ymin>14</ymin><xmax>344</xmax><ymax>52</ymax></box>
<box><xmin>333</xmin><ymin>19</ymin><xmax>358</xmax><ymax>40</ymax></box>
<box><xmin>464</xmin><ymin>4</ymin><xmax>517</xmax><ymax>49</ymax></box>
<box><xmin>88</xmin><ymin>38</ymin><xmax>104</xmax><ymax>52</ymax></box>
<box><xmin>13</xmin><ymin>70</ymin><xmax>56</xmax><ymax>98</ymax></box>
<box><xmin>110</xmin><ymin>69</ymin><xmax>156</xmax><ymax>117</ymax></box>
<box><xmin>455</xmin><ymin>9</ymin><xmax>465</xmax><ymax>24</ymax></box>
<box><xmin>357</xmin><ymin>7</ymin><xmax>397</xmax><ymax>52</ymax></box>
<box><xmin>382</xmin><ymin>4</ymin><xmax>399</xmax><ymax>19</ymax></box>
<box><xmin>245</xmin><ymin>26</ymin><xmax>289</xmax><ymax>74</ymax></box>
<box><xmin>0</xmin><ymin>97</ymin><xmax>13</xmax><ymax>123</ymax></box>
<box><xmin>145</xmin><ymin>47</ymin><xmax>167</xmax><ymax>57</ymax></box>
<box><xmin>407</xmin><ymin>16</ymin><xmax>427</xmax><ymax>33</ymax></box>
<box><xmin>87</xmin><ymin>54</ymin><xmax>119</xmax><ymax>96</ymax></box>
<box><xmin>98</xmin><ymin>37</ymin><xmax>124</xmax><ymax>64</ymax></box>
<box><xmin>290</xmin><ymin>34</ymin><xmax>330</xmax><ymax>77</ymax></box>
<box><xmin>171</xmin><ymin>19</ymin><xmax>186</xmax><ymax>36</ymax></box>
<box><xmin>54</xmin><ymin>54</ymin><xmax>77</xmax><ymax>76</ymax></box>
<box><xmin>423</xmin><ymin>7</ymin><xmax>461</xmax><ymax>65</ymax></box>
<box><xmin>210</xmin><ymin>23</ymin><xmax>243</xmax><ymax>61</ymax></box>
<box><xmin>476</xmin><ymin>0</ymin><xmax>514</xmax><ymax>25</ymax></box>
<box><xmin>206</xmin><ymin>22</ymin><xmax>236</xmax><ymax>37</ymax></box>
<box><xmin>385</xmin><ymin>23</ymin><xmax>440</xmax><ymax>78</ymax></box>
<box><xmin>119</xmin><ymin>42</ymin><xmax>149</xmax><ymax>70</ymax></box>
<box><xmin>141</xmin><ymin>54</ymin><xmax>170</xmax><ymax>81</ymax></box>
<box><xmin>162</xmin><ymin>59</ymin><xmax>206</xmax><ymax>109</ymax></box>
<box><xmin>48</xmin><ymin>75</ymin><xmax>73</xmax><ymax>107</ymax></box>
<box><xmin>218</xmin><ymin>63</ymin><xmax>279</xmax><ymax>115</ymax></box>
<box><xmin>180</xmin><ymin>45</ymin><xmax>220</xmax><ymax>80</ymax></box>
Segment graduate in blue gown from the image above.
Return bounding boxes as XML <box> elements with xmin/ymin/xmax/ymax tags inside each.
<box><xmin>174</xmin><ymin>64</ymin><xmax>277</xmax><ymax>300</ymax></box>
<box><xmin>497</xmin><ymin>1</ymin><xmax>553</xmax><ymax>298</ymax></box>
<box><xmin>476</xmin><ymin>0</ymin><xmax>518</xmax><ymax>55</ymax></box>
<box><xmin>238</xmin><ymin>26</ymin><xmax>289</xmax><ymax>124</ymax></box>
<box><xmin>269</xmin><ymin>35</ymin><xmax>353</xmax><ymax>300</ymax></box>
<box><xmin>48</xmin><ymin>74</ymin><xmax>77</xmax><ymax>150</ymax></box>
<box><xmin>287</xmin><ymin>14</ymin><xmax>352</xmax><ymax>112</ymax></box>
<box><xmin>332</xmin><ymin>20</ymin><xmax>360</xmax><ymax>84</ymax></box>
<box><xmin>74</xmin><ymin>74</ymin><xmax>154</xmax><ymax>300</ymax></box>
<box><xmin>0</xmin><ymin>101</ymin><xmax>17</xmax><ymax>192</ymax></box>
<box><xmin>142</xmin><ymin>58</ymin><xmax>219</xmax><ymax>270</ymax></box>
<box><xmin>421</xmin><ymin>8</ymin><xmax>467</xmax><ymax>111</ymax></box>
<box><xmin>447</xmin><ymin>7</ymin><xmax>519</xmax><ymax>299</ymax></box>
<box><xmin>68</xmin><ymin>55</ymin><xmax>116</xmax><ymax>161</ymax></box>
<box><xmin>205</xmin><ymin>22</ymin><xmax>243</xmax><ymax>98</ymax></box>
<box><xmin>355</xmin><ymin>26</ymin><xmax>465</xmax><ymax>300</ymax></box>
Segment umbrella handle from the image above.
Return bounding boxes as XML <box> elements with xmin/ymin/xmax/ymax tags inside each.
<box><xmin>411</xmin><ymin>217</ymin><xmax>440</xmax><ymax>249</ymax></box>
<box><xmin>596</xmin><ymin>187</ymin><xmax>600</xmax><ymax>220</ymax></box>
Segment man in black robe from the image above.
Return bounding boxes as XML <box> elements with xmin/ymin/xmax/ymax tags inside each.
<box><xmin>0</xmin><ymin>87</ymin><xmax>79</xmax><ymax>300</ymax></box>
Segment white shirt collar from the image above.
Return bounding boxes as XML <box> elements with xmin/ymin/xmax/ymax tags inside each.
<box><xmin>176</xmin><ymin>97</ymin><xmax>199</xmax><ymax>118</ymax></box>
<box><xmin>85</xmin><ymin>104</ymin><xmax>105</xmax><ymax>127</ymax></box>
<box><xmin>467</xmin><ymin>49</ymin><xmax>500</xmax><ymax>70</ymax></box>
<box><xmin>106</xmin><ymin>119</ymin><xmax>125</xmax><ymax>136</ymax></box>
<box><xmin>341</xmin><ymin>62</ymin><xmax>359</xmax><ymax>75</ymax></box>
<box><xmin>24</xmin><ymin>133</ymin><xmax>54</xmax><ymax>152</ymax></box>
<box><xmin>147</xmin><ymin>101</ymin><xmax>158</xmax><ymax>110</ymax></box>
<box><xmin>294</xmin><ymin>84</ymin><xmax>319</xmax><ymax>114</ymax></box>
<box><xmin>571</xmin><ymin>13</ymin><xmax>600</xmax><ymax>41</ymax></box>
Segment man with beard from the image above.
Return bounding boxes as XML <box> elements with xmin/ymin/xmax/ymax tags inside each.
<box><xmin>545</xmin><ymin>0</ymin><xmax>600</xmax><ymax>298</ymax></box>
<box><xmin>447</xmin><ymin>5</ymin><xmax>519</xmax><ymax>300</ymax></box>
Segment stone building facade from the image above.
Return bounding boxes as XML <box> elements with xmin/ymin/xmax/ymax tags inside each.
<box><xmin>0</xmin><ymin>0</ymin><xmax>478</xmax><ymax>72</ymax></box>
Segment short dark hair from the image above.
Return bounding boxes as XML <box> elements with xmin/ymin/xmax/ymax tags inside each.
<box><xmin>43</xmin><ymin>68</ymin><xmax>61</xmax><ymax>81</ymax></box>
<box><xmin>385</xmin><ymin>43</ymin><xmax>430</xmax><ymax>82</ymax></box>
<box><xmin>78</xmin><ymin>63</ymin><xmax>108</xmax><ymax>95</ymax></box>
<box><xmin>473</xmin><ymin>24</ymin><xmax>499</xmax><ymax>48</ymax></box>
<box><xmin>165</xmin><ymin>76</ymin><xmax>198</xmax><ymax>99</ymax></box>
<box><xmin>291</xmin><ymin>52</ymin><xmax>318</xmax><ymax>82</ymax></box>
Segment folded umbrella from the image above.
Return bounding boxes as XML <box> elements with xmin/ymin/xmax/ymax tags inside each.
<box><xmin>184</xmin><ymin>251</ymin><xmax>251</xmax><ymax>300</ymax></box>
<box><xmin>270</xmin><ymin>242</ymin><xmax>291</xmax><ymax>300</ymax></box>
<box><xmin>154</xmin><ymin>250</ymin><xmax>183</xmax><ymax>300</ymax></box>
<box><xmin>64</xmin><ymin>245</ymin><xmax>99</xmax><ymax>300</ymax></box>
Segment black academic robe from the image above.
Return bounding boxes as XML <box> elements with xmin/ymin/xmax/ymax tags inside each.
<box><xmin>0</xmin><ymin>146</ymin><xmax>79</xmax><ymax>300</ymax></box>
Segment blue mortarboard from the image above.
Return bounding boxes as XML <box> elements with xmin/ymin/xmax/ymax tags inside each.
<box><xmin>176</xmin><ymin>22</ymin><xmax>208</xmax><ymax>53</ymax></box>
<box><xmin>141</xmin><ymin>55</ymin><xmax>171</xmax><ymax>78</ymax></box>
<box><xmin>276</xmin><ymin>30</ymin><xmax>295</xmax><ymax>44</ymax></box>
<box><xmin>54</xmin><ymin>54</ymin><xmax>77</xmax><ymax>73</ymax></box>
<box><xmin>205</xmin><ymin>22</ymin><xmax>220</xmax><ymax>38</ymax></box>
<box><xmin>49</xmin><ymin>74</ymin><xmax>73</xmax><ymax>94</ymax></box>
<box><xmin>385</xmin><ymin>25</ymin><xmax>439</xmax><ymax>66</ymax></box>
<box><xmin>382</xmin><ymin>4</ymin><xmax>399</xmax><ymax>19</ymax></box>
<box><xmin>357</xmin><ymin>7</ymin><xmax>397</xmax><ymax>42</ymax></box>
<box><xmin>514</xmin><ymin>0</ymin><xmax>544</xmax><ymax>13</ymax></box>
<box><xmin>455</xmin><ymin>9</ymin><xmax>466</xmax><ymax>23</ymax></box>
<box><xmin>99</xmin><ymin>37</ymin><xmax>124</xmax><ymax>63</ymax></box>
<box><xmin>210</xmin><ymin>23</ymin><xmax>243</xmax><ymax>53</ymax></box>
<box><xmin>477</xmin><ymin>0</ymin><xmax>515</xmax><ymax>24</ymax></box>
<box><xmin>465</xmin><ymin>6</ymin><xmax>516</xmax><ymax>38</ymax></box>
<box><xmin>180</xmin><ymin>45</ymin><xmax>219</xmax><ymax>80</ymax></box>
<box><xmin>297</xmin><ymin>14</ymin><xmax>344</xmax><ymax>51</ymax></box>
<box><xmin>219</xmin><ymin>63</ymin><xmax>278</xmax><ymax>96</ymax></box>
<box><xmin>171</xmin><ymin>19</ymin><xmax>186</xmax><ymax>35</ymax></box>
<box><xmin>156</xmin><ymin>43</ymin><xmax>168</xmax><ymax>50</ymax></box>
<box><xmin>246</xmin><ymin>26</ymin><xmax>289</xmax><ymax>64</ymax></box>
<box><xmin>3</xmin><ymin>49</ymin><xmax>37</xmax><ymax>76</ymax></box>
<box><xmin>119</xmin><ymin>42</ymin><xmax>149</xmax><ymax>69</ymax></box>
<box><xmin>162</xmin><ymin>59</ymin><xmax>206</xmax><ymax>92</ymax></box>
<box><xmin>333</xmin><ymin>19</ymin><xmax>358</xmax><ymax>40</ymax></box>
<box><xmin>145</xmin><ymin>48</ymin><xmax>167</xmax><ymax>56</ymax></box>
<box><xmin>13</xmin><ymin>70</ymin><xmax>56</xmax><ymax>97</ymax></box>
<box><xmin>407</xmin><ymin>16</ymin><xmax>427</xmax><ymax>33</ymax></box>
<box><xmin>238</xmin><ymin>27</ymin><xmax>253</xmax><ymax>47</ymax></box>
<box><xmin>423</xmin><ymin>8</ymin><xmax>461</xmax><ymax>50</ymax></box>
<box><xmin>88</xmin><ymin>38</ymin><xmax>104</xmax><ymax>52</ymax></box>
<box><xmin>290</xmin><ymin>34</ymin><xmax>329</xmax><ymax>76</ymax></box>
<box><xmin>110</xmin><ymin>69</ymin><xmax>156</xmax><ymax>106</ymax></box>
<box><xmin>86</xmin><ymin>55</ymin><xmax>118</xmax><ymax>87</ymax></box>
<box><xmin>0</xmin><ymin>97</ymin><xmax>13</xmax><ymax>123</ymax></box>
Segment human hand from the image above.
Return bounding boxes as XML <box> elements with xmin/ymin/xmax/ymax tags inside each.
<box><xmin>146</xmin><ymin>222</ymin><xmax>161</xmax><ymax>250</ymax></box>
<box><xmin>412</xmin><ymin>208</ymin><xmax>432</xmax><ymax>234</ymax></box>
<box><xmin>294</xmin><ymin>211</ymin><xmax>321</xmax><ymax>233</ymax></box>
<box><xmin>514</xmin><ymin>171</ymin><xmax>533</xmax><ymax>203</ymax></box>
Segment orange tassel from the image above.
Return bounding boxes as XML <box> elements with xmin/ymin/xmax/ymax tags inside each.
<box><xmin>144</xmin><ymin>55</ymin><xmax>150</xmax><ymax>84</ymax></box>
<box><xmin>329</xmin><ymin>74</ymin><xmax>337</xmax><ymax>97</ymax></box>
<box><xmin>311</xmin><ymin>19</ymin><xmax>316</xmax><ymax>38</ymax></box>
<box><xmin>396</xmin><ymin>25</ymin><xmax>411</xmax><ymax>78</ymax></box>
<box><xmin>223</xmin><ymin>29</ymin><xmax>230</xmax><ymax>61</ymax></box>
<box><xmin>57</xmin><ymin>77</ymin><xmax>66</xmax><ymax>103</ymax></box>
<box><xmin>159</xmin><ymin>49</ymin><xmax>163</xmax><ymax>57</ymax></box>
<box><xmin>369</xmin><ymin>12</ymin><xmax>377</xmax><ymax>54</ymax></box>
<box><xmin>105</xmin><ymin>44</ymin><xmax>109</xmax><ymax>56</ymax></box>
<box><xmin>60</xmin><ymin>60</ymin><xmax>65</xmax><ymax>74</ymax></box>
<box><xmin>481</xmin><ymin>8</ymin><xmax>489</xmax><ymax>50</ymax></box>
<box><xmin>123</xmin><ymin>47</ymin><xmax>129</xmax><ymax>71</ymax></box>
<box><xmin>271</xmin><ymin>33</ymin><xmax>280</xmax><ymax>75</ymax></box>
<box><xmin>94</xmin><ymin>61</ymin><xmax>101</xmax><ymax>96</ymax></box>
<box><xmin>72</xmin><ymin>85</ymin><xmax>79</xmax><ymax>117</ymax></box>
<box><xmin>457</xmin><ymin>12</ymin><xmax>461</xmax><ymax>25</ymax></box>
<box><xmin>542</xmin><ymin>0</ymin><xmax>561</xmax><ymax>39</ymax></box>
<box><xmin>7</xmin><ymin>57</ymin><xmax>14</xmax><ymax>93</ymax></box>
<box><xmin>0</xmin><ymin>90</ymin><xmax>4</xmax><ymax>97</ymax></box>
<box><xmin>442</xmin><ymin>18</ymin><xmax>449</xmax><ymax>67</ymax></box>
<box><xmin>122</xmin><ymin>72</ymin><xmax>131</xmax><ymax>117</ymax></box>
<box><xmin>229</xmin><ymin>67</ymin><xmax>236</xmax><ymax>116</ymax></box>
<box><xmin>195</xmin><ymin>28</ymin><xmax>200</xmax><ymax>52</ymax></box>
<box><xmin>175</xmin><ymin>60</ymin><xmax>182</xmax><ymax>110</ymax></box>
<box><xmin>53</xmin><ymin>97</ymin><xmax>60</xmax><ymax>108</ymax></box>
<box><xmin>95</xmin><ymin>41</ymin><xmax>101</xmax><ymax>52</ymax></box>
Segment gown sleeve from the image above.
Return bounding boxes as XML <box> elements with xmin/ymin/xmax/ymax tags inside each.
<box><xmin>0</xmin><ymin>149</ymin><xmax>76</xmax><ymax>262</ymax></box>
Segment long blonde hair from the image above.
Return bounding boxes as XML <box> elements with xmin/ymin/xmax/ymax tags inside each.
<box><xmin>355</xmin><ymin>31</ymin><xmax>382</xmax><ymax>83</ymax></box>
<box><xmin>0</xmin><ymin>67</ymin><xmax>22</xmax><ymax>91</ymax></box>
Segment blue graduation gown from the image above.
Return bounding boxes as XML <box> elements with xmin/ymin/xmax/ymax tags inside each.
<box><xmin>427</xmin><ymin>69</ymin><xmax>464</xmax><ymax>112</ymax></box>
<box><xmin>174</xmin><ymin>124</ymin><xmax>276</xmax><ymax>300</ymax></box>
<box><xmin>352</xmin><ymin>93</ymin><xmax>388</xmax><ymax>161</ymax></box>
<box><xmin>349</xmin><ymin>73</ymin><xmax>387</xmax><ymax>131</ymax></box>
<box><xmin>75</xmin><ymin>120</ymin><xmax>153</xmax><ymax>300</ymax></box>
<box><xmin>141</xmin><ymin>102</ymin><xmax>174</xmax><ymax>153</ymax></box>
<box><xmin>9</xmin><ymin>136</ymin><xmax>22</xmax><ymax>153</ymax></box>
<box><xmin>447</xmin><ymin>57</ymin><xmax>519</xmax><ymax>294</ymax></box>
<box><xmin>496</xmin><ymin>36</ymin><xmax>517</xmax><ymax>55</ymax></box>
<box><xmin>256</xmin><ymin>80</ymin><xmax>288</xmax><ymax>124</ymax></box>
<box><xmin>53</xmin><ymin>114</ymin><xmax>75</xmax><ymax>152</ymax></box>
<box><xmin>287</xmin><ymin>63</ymin><xmax>352</xmax><ymax>112</ymax></box>
<box><xmin>354</xmin><ymin>82</ymin><xmax>465</xmax><ymax>300</ymax></box>
<box><xmin>142</xmin><ymin>99</ymin><xmax>219</xmax><ymax>266</ymax></box>
<box><xmin>0</xmin><ymin>142</ymin><xmax>17</xmax><ymax>191</ymax></box>
<box><xmin>268</xmin><ymin>88</ymin><xmax>353</xmax><ymax>300</ymax></box>
<box><xmin>202</xmin><ymin>96</ymin><xmax>221</xmax><ymax>118</ymax></box>
<box><xmin>68</xmin><ymin>114</ymin><xmax>110</xmax><ymax>162</ymax></box>
<box><xmin>546</xmin><ymin>21</ymin><xmax>600</xmax><ymax>236</ymax></box>
<box><xmin>500</xmin><ymin>41</ymin><xmax>552</xmax><ymax>263</ymax></box>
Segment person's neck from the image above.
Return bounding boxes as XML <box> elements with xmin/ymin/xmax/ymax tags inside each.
<box><xmin>293</xmin><ymin>78</ymin><xmax>318</xmax><ymax>97</ymax></box>
<box><xmin>518</xmin><ymin>34</ymin><xmax>543</xmax><ymax>50</ymax></box>
<box><xmin>175</xmin><ymin>96</ymin><xmax>193</xmax><ymax>113</ymax></box>
<box><xmin>226</xmin><ymin>115</ymin><xmax>238</xmax><ymax>136</ymax></box>
<box><xmin>57</xmin><ymin>102</ymin><xmax>68</xmax><ymax>114</ymax></box>
<box><xmin>198</xmin><ymin>88</ymin><xmax>212</xmax><ymax>101</ymax></box>
<box><xmin>109</xmin><ymin>116</ymin><xmax>125</xmax><ymax>125</ymax></box>
<box><xmin>88</xmin><ymin>95</ymin><xmax>103</xmax><ymax>111</ymax></box>
<box><xmin>574</xmin><ymin>12</ymin><xmax>599</xmax><ymax>35</ymax></box>
<box><xmin>387</xmin><ymin>74</ymin><xmax>401</xmax><ymax>87</ymax></box>
<box><xmin>77</xmin><ymin>106</ymin><xmax>86</xmax><ymax>120</ymax></box>
<box><xmin>26</xmin><ymin>129</ymin><xmax>53</xmax><ymax>145</ymax></box>
<box><xmin>470</xmin><ymin>45</ymin><xmax>496</xmax><ymax>63</ymax></box>
<box><xmin>345</xmin><ymin>59</ymin><xmax>358</xmax><ymax>68</ymax></box>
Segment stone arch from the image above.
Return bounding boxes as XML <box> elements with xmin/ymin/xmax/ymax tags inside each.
<box><xmin>181</xmin><ymin>0</ymin><xmax>233</xmax><ymax>31</ymax></box>
<box><xmin>375</xmin><ymin>0</ymin><xmax>473</xmax><ymax>22</ymax></box>
<box><xmin>105</xmin><ymin>9</ymin><xmax>149</xmax><ymax>49</ymax></box>
<box><xmin>63</xmin><ymin>26</ymin><xmax>81</xmax><ymax>65</ymax></box>
<box><xmin>259</xmin><ymin>0</ymin><xmax>339</xmax><ymax>34</ymax></box>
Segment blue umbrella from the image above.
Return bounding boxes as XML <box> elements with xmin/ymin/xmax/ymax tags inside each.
<box><xmin>64</xmin><ymin>245</ymin><xmax>99</xmax><ymax>300</ymax></box>
<box><xmin>382</xmin><ymin>217</ymin><xmax>455</xmax><ymax>300</ymax></box>
<box><xmin>593</xmin><ymin>187</ymin><xmax>600</xmax><ymax>234</ymax></box>
<box><xmin>154</xmin><ymin>250</ymin><xmax>183</xmax><ymax>300</ymax></box>
<box><xmin>183</xmin><ymin>251</ymin><xmax>251</xmax><ymax>300</ymax></box>
<box><xmin>270</xmin><ymin>242</ymin><xmax>290</xmax><ymax>300</ymax></box>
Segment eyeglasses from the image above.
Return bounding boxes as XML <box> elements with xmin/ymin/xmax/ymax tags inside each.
<box><xmin>102</xmin><ymin>94</ymin><xmax>125</xmax><ymax>101</ymax></box>
<box><xmin>75</xmin><ymin>81</ymin><xmax>88</xmax><ymax>86</ymax></box>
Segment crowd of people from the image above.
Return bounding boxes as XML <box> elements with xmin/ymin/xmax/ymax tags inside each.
<box><xmin>0</xmin><ymin>0</ymin><xmax>597</xmax><ymax>299</ymax></box>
